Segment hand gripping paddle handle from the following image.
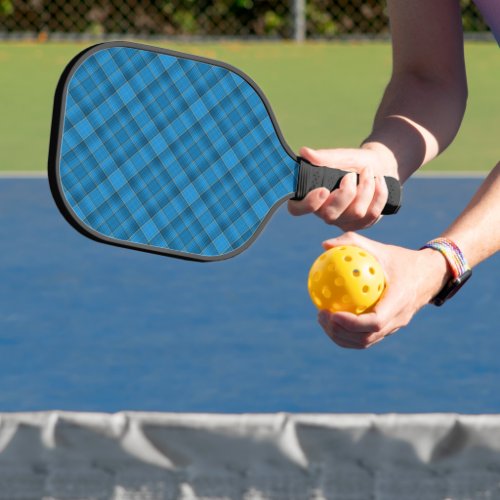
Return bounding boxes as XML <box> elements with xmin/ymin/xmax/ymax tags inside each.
<box><xmin>293</xmin><ymin>158</ymin><xmax>402</xmax><ymax>215</ymax></box>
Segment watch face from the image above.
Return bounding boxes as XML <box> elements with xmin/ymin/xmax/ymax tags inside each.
<box><xmin>432</xmin><ymin>269</ymin><xmax>472</xmax><ymax>306</ymax></box>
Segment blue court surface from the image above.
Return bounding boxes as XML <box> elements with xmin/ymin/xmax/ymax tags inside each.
<box><xmin>0</xmin><ymin>176</ymin><xmax>498</xmax><ymax>413</ymax></box>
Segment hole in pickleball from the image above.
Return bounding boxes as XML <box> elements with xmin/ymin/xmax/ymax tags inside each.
<box><xmin>356</xmin><ymin>306</ymin><xmax>366</xmax><ymax>314</ymax></box>
<box><xmin>369</xmin><ymin>267</ymin><xmax>376</xmax><ymax>275</ymax></box>
<box><xmin>313</xmin><ymin>271</ymin><xmax>321</xmax><ymax>282</ymax></box>
<box><xmin>352</xmin><ymin>269</ymin><xmax>360</xmax><ymax>277</ymax></box>
<box><xmin>342</xmin><ymin>295</ymin><xmax>351</xmax><ymax>304</ymax></box>
<box><xmin>378</xmin><ymin>284</ymin><xmax>382</xmax><ymax>291</ymax></box>
<box><xmin>344</xmin><ymin>256</ymin><xmax>352</xmax><ymax>262</ymax></box>
<box><xmin>359</xmin><ymin>251</ymin><xmax>367</xmax><ymax>257</ymax></box>
<box><xmin>362</xmin><ymin>285</ymin><xmax>369</xmax><ymax>293</ymax></box>
<box><xmin>334</xmin><ymin>277</ymin><xmax>344</xmax><ymax>287</ymax></box>
<box><xmin>322</xmin><ymin>286</ymin><xmax>332</xmax><ymax>298</ymax></box>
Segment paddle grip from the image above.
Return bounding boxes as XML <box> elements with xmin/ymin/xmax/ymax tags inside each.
<box><xmin>293</xmin><ymin>158</ymin><xmax>402</xmax><ymax>215</ymax></box>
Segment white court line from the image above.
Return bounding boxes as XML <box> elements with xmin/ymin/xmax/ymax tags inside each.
<box><xmin>0</xmin><ymin>170</ymin><xmax>489</xmax><ymax>179</ymax></box>
<box><xmin>0</xmin><ymin>171</ymin><xmax>47</xmax><ymax>178</ymax></box>
<box><xmin>414</xmin><ymin>170</ymin><xmax>487</xmax><ymax>179</ymax></box>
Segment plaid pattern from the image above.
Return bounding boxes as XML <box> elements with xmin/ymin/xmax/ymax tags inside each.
<box><xmin>59</xmin><ymin>45</ymin><xmax>298</xmax><ymax>258</ymax></box>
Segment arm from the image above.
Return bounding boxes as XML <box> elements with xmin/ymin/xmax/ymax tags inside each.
<box><xmin>364</xmin><ymin>0</ymin><xmax>468</xmax><ymax>181</ymax></box>
<box><xmin>318</xmin><ymin>163</ymin><xmax>500</xmax><ymax>349</ymax></box>
<box><xmin>441</xmin><ymin>163</ymin><xmax>500</xmax><ymax>268</ymax></box>
<box><xmin>289</xmin><ymin>0</ymin><xmax>467</xmax><ymax>227</ymax></box>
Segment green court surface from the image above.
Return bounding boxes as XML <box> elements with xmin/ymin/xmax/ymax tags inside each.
<box><xmin>0</xmin><ymin>41</ymin><xmax>497</xmax><ymax>173</ymax></box>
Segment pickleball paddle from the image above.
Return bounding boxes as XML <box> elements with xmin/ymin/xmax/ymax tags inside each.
<box><xmin>48</xmin><ymin>41</ymin><xmax>401</xmax><ymax>261</ymax></box>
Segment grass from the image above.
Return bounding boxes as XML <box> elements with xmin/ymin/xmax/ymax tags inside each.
<box><xmin>0</xmin><ymin>40</ymin><xmax>497</xmax><ymax>172</ymax></box>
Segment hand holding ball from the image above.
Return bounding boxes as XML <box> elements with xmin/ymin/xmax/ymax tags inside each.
<box><xmin>308</xmin><ymin>245</ymin><xmax>385</xmax><ymax>314</ymax></box>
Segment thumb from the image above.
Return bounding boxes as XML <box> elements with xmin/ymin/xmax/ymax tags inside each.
<box><xmin>321</xmin><ymin>233</ymin><xmax>389</xmax><ymax>269</ymax></box>
<box><xmin>299</xmin><ymin>147</ymin><xmax>365</xmax><ymax>170</ymax></box>
<box><xmin>322</xmin><ymin>231</ymin><xmax>368</xmax><ymax>250</ymax></box>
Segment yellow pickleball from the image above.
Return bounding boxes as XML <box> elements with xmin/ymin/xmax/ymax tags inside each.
<box><xmin>308</xmin><ymin>245</ymin><xmax>385</xmax><ymax>314</ymax></box>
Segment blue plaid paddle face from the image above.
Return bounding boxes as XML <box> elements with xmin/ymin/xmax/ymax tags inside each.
<box><xmin>49</xmin><ymin>41</ymin><xmax>401</xmax><ymax>261</ymax></box>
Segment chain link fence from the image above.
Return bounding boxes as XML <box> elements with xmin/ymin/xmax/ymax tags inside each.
<box><xmin>0</xmin><ymin>0</ymin><xmax>491</xmax><ymax>40</ymax></box>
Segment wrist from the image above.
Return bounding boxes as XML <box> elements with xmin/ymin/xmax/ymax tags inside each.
<box><xmin>418</xmin><ymin>248</ymin><xmax>453</xmax><ymax>303</ymax></box>
<box><xmin>361</xmin><ymin>141</ymin><xmax>399</xmax><ymax>178</ymax></box>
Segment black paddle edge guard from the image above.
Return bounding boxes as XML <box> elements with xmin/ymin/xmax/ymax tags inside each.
<box><xmin>293</xmin><ymin>158</ymin><xmax>402</xmax><ymax>215</ymax></box>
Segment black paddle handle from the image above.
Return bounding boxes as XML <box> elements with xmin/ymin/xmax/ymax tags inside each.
<box><xmin>292</xmin><ymin>158</ymin><xmax>402</xmax><ymax>215</ymax></box>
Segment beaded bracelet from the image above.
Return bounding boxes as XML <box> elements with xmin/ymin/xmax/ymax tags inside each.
<box><xmin>421</xmin><ymin>238</ymin><xmax>470</xmax><ymax>278</ymax></box>
<box><xmin>421</xmin><ymin>238</ymin><xmax>472</xmax><ymax>306</ymax></box>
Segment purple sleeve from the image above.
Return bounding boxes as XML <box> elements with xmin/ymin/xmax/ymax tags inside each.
<box><xmin>473</xmin><ymin>0</ymin><xmax>500</xmax><ymax>45</ymax></box>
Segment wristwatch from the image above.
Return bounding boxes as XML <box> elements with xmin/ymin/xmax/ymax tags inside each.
<box><xmin>421</xmin><ymin>238</ymin><xmax>472</xmax><ymax>306</ymax></box>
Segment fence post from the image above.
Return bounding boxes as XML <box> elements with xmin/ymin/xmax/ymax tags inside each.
<box><xmin>292</xmin><ymin>0</ymin><xmax>306</xmax><ymax>42</ymax></box>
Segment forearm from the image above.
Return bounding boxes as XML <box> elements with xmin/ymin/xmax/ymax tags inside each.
<box><xmin>363</xmin><ymin>73</ymin><xmax>467</xmax><ymax>182</ymax></box>
<box><xmin>441</xmin><ymin>162</ymin><xmax>500</xmax><ymax>267</ymax></box>
<box><xmin>361</xmin><ymin>0</ymin><xmax>467</xmax><ymax>183</ymax></box>
<box><xmin>418</xmin><ymin>162</ymin><xmax>500</xmax><ymax>303</ymax></box>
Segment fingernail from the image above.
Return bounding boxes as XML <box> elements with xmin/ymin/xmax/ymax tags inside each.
<box><xmin>319</xmin><ymin>189</ymin><xmax>329</xmax><ymax>200</ymax></box>
<box><xmin>341</xmin><ymin>173</ymin><xmax>354</xmax><ymax>186</ymax></box>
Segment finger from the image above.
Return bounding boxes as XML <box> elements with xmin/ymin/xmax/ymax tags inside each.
<box><xmin>320</xmin><ymin>322</ymin><xmax>365</xmax><ymax>349</ymax></box>
<box><xmin>332</xmin><ymin>296</ymin><xmax>401</xmax><ymax>339</ymax></box>
<box><xmin>299</xmin><ymin>146</ymin><xmax>328</xmax><ymax>166</ymax></box>
<box><xmin>385</xmin><ymin>328</ymin><xmax>400</xmax><ymax>337</ymax></box>
<box><xmin>330</xmin><ymin>325</ymin><xmax>372</xmax><ymax>348</ymax></box>
<box><xmin>319</xmin><ymin>309</ymin><xmax>392</xmax><ymax>349</ymax></box>
<box><xmin>315</xmin><ymin>172</ymin><xmax>357</xmax><ymax>224</ymax></box>
<box><xmin>288</xmin><ymin>188</ymin><xmax>330</xmax><ymax>216</ymax></box>
<box><xmin>342</xmin><ymin>164</ymin><xmax>376</xmax><ymax>221</ymax></box>
<box><xmin>359</xmin><ymin>328</ymin><xmax>399</xmax><ymax>348</ymax></box>
<box><xmin>366</xmin><ymin>288</ymin><xmax>412</xmax><ymax>335</ymax></box>
<box><xmin>319</xmin><ymin>311</ymin><xmax>372</xmax><ymax>348</ymax></box>
<box><xmin>363</xmin><ymin>175</ymin><xmax>389</xmax><ymax>223</ymax></box>
<box><xmin>364</xmin><ymin>335</ymin><xmax>386</xmax><ymax>348</ymax></box>
<box><xmin>331</xmin><ymin>336</ymin><xmax>365</xmax><ymax>349</ymax></box>
<box><xmin>322</xmin><ymin>170</ymin><xmax>391</xmax><ymax>231</ymax></box>
<box><xmin>327</xmin><ymin>326</ymin><xmax>381</xmax><ymax>349</ymax></box>
<box><xmin>330</xmin><ymin>316</ymin><xmax>390</xmax><ymax>349</ymax></box>
<box><xmin>330</xmin><ymin>311</ymin><xmax>385</xmax><ymax>335</ymax></box>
